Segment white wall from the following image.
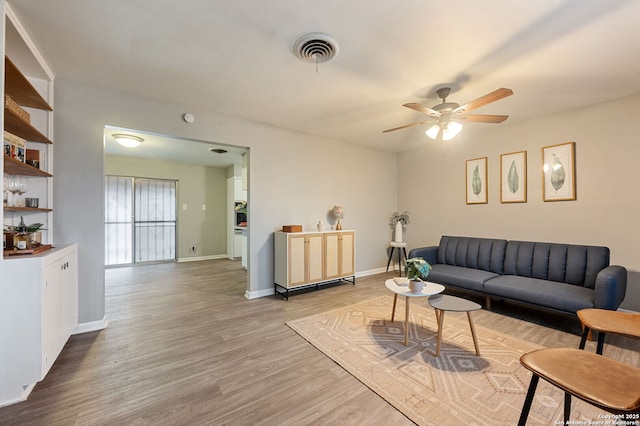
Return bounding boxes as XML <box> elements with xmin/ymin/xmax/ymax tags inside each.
<box><xmin>53</xmin><ymin>79</ymin><xmax>398</xmax><ymax>324</ymax></box>
<box><xmin>398</xmin><ymin>93</ymin><xmax>640</xmax><ymax>311</ymax></box>
<box><xmin>105</xmin><ymin>155</ymin><xmax>228</xmax><ymax>259</ymax></box>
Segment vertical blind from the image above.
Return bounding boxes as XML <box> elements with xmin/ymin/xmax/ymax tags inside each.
<box><xmin>105</xmin><ymin>176</ymin><xmax>176</xmax><ymax>265</ymax></box>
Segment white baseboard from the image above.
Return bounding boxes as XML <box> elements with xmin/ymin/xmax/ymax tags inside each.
<box><xmin>0</xmin><ymin>383</ymin><xmax>35</xmax><ymax>408</ymax></box>
<box><xmin>356</xmin><ymin>267</ymin><xmax>388</xmax><ymax>277</ymax></box>
<box><xmin>245</xmin><ymin>288</ymin><xmax>276</xmax><ymax>299</ymax></box>
<box><xmin>177</xmin><ymin>254</ymin><xmax>229</xmax><ymax>263</ymax></box>
<box><xmin>73</xmin><ymin>316</ymin><xmax>109</xmax><ymax>335</ymax></box>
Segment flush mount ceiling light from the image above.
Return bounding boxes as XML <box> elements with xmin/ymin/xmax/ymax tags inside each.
<box><xmin>113</xmin><ymin>134</ymin><xmax>144</xmax><ymax>148</ymax></box>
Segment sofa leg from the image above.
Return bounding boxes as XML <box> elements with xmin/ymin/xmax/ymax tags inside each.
<box><xmin>485</xmin><ymin>295</ymin><xmax>491</xmax><ymax>310</ymax></box>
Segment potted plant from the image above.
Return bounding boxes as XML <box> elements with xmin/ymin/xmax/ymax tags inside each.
<box><xmin>406</xmin><ymin>257</ymin><xmax>432</xmax><ymax>293</ymax></box>
<box><xmin>4</xmin><ymin>217</ymin><xmax>46</xmax><ymax>247</ymax></box>
<box><xmin>389</xmin><ymin>211</ymin><xmax>410</xmax><ymax>242</ymax></box>
<box><xmin>27</xmin><ymin>222</ymin><xmax>46</xmax><ymax>246</ymax></box>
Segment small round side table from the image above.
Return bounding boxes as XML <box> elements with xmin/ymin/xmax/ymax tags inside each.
<box><xmin>428</xmin><ymin>294</ymin><xmax>482</xmax><ymax>356</ymax></box>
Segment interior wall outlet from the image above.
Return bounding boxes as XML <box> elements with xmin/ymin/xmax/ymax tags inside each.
<box><xmin>202</xmin><ymin>204</ymin><xmax>206</xmax><ymax>210</ymax></box>
<box><xmin>183</xmin><ymin>204</ymin><xmax>187</xmax><ymax>210</ymax></box>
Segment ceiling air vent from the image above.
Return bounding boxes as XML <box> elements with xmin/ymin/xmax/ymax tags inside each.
<box><xmin>294</xmin><ymin>32</ymin><xmax>339</xmax><ymax>63</ymax></box>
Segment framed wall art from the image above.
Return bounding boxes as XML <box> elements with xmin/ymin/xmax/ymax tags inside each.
<box><xmin>466</xmin><ymin>157</ymin><xmax>488</xmax><ymax>204</ymax></box>
<box><xmin>500</xmin><ymin>150</ymin><xmax>527</xmax><ymax>203</ymax></box>
<box><xmin>542</xmin><ymin>142</ymin><xmax>576</xmax><ymax>201</ymax></box>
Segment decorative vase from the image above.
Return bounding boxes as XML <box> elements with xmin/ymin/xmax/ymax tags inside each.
<box><xmin>336</xmin><ymin>219</ymin><xmax>342</xmax><ymax>230</ymax></box>
<box><xmin>317</xmin><ymin>221</ymin><xmax>325</xmax><ymax>232</ymax></box>
<box><xmin>30</xmin><ymin>231</ymin><xmax>42</xmax><ymax>246</ymax></box>
<box><xmin>394</xmin><ymin>221</ymin><xmax>403</xmax><ymax>242</ymax></box>
<box><xmin>409</xmin><ymin>280</ymin><xmax>424</xmax><ymax>293</ymax></box>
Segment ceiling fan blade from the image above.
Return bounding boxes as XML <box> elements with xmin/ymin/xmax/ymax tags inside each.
<box><xmin>382</xmin><ymin>121</ymin><xmax>433</xmax><ymax>133</ymax></box>
<box><xmin>403</xmin><ymin>103</ymin><xmax>440</xmax><ymax>118</ymax></box>
<box><xmin>453</xmin><ymin>88</ymin><xmax>513</xmax><ymax>114</ymax></box>
<box><xmin>458</xmin><ymin>114</ymin><xmax>510</xmax><ymax>123</ymax></box>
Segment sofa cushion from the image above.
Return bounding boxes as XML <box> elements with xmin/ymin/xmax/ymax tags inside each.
<box><xmin>484</xmin><ymin>275</ymin><xmax>595</xmax><ymax>313</ymax></box>
<box><xmin>437</xmin><ymin>236</ymin><xmax>508</xmax><ymax>274</ymax></box>
<box><xmin>428</xmin><ymin>264</ymin><xmax>499</xmax><ymax>292</ymax></box>
<box><xmin>503</xmin><ymin>240</ymin><xmax>609</xmax><ymax>289</ymax></box>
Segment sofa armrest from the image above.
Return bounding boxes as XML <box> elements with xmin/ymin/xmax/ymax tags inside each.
<box><xmin>594</xmin><ymin>265</ymin><xmax>627</xmax><ymax>310</ymax></box>
<box><xmin>408</xmin><ymin>246</ymin><xmax>438</xmax><ymax>265</ymax></box>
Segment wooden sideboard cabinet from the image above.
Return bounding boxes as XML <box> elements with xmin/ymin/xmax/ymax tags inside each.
<box><xmin>274</xmin><ymin>230</ymin><xmax>355</xmax><ymax>299</ymax></box>
<box><xmin>0</xmin><ymin>244</ymin><xmax>78</xmax><ymax>405</ymax></box>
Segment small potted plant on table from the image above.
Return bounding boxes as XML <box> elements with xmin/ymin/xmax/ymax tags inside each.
<box><xmin>406</xmin><ymin>257</ymin><xmax>432</xmax><ymax>293</ymax></box>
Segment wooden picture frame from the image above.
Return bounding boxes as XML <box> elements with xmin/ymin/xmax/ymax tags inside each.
<box><xmin>500</xmin><ymin>151</ymin><xmax>527</xmax><ymax>203</ymax></box>
<box><xmin>466</xmin><ymin>157</ymin><xmax>488</xmax><ymax>204</ymax></box>
<box><xmin>542</xmin><ymin>142</ymin><xmax>576</xmax><ymax>201</ymax></box>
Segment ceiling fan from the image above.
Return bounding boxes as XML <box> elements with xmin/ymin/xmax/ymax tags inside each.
<box><xmin>383</xmin><ymin>87</ymin><xmax>513</xmax><ymax>140</ymax></box>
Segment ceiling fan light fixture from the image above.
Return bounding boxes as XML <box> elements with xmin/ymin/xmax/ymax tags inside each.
<box><xmin>113</xmin><ymin>134</ymin><xmax>144</xmax><ymax>148</ymax></box>
<box><xmin>425</xmin><ymin>124</ymin><xmax>440</xmax><ymax>139</ymax></box>
<box><xmin>442</xmin><ymin>121</ymin><xmax>463</xmax><ymax>141</ymax></box>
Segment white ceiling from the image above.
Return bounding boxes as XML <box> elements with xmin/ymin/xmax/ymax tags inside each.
<box><xmin>9</xmin><ymin>0</ymin><xmax>640</xmax><ymax>157</ymax></box>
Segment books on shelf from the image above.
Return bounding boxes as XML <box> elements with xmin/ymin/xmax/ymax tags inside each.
<box><xmin>26</xmin><ymin>148</ymin><xmax>45</xmax><ymax>169</ymax></box>
<box><xmin>3</xmin><ymin>130</ymin><xmax>25</xmax><ymax>162</ymax></box>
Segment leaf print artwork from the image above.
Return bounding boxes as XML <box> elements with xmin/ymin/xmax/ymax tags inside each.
<box><xmin>542</xmin><ymin>143</ymin><xmax>575</xmax><ymax>202</ymax></box>
<box><xmin>472</xmin><ymin>165</ymin><xmax>482</xmax><ymax>196</ymax></box>
<box><xmin>550</xmin><ymin>154</ymin><xmax>566</xmax><ymax>192</ymax></box>
<box><xmin>507</xmin><ymin>160</ymin><xmax>519</xmax><ymax>194</ymax></box>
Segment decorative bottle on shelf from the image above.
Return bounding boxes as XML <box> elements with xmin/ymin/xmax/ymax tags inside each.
<box><xmin>15</xmin><ymin>227</ymin><xmax>30</xmax><ymax>250</ymax></box>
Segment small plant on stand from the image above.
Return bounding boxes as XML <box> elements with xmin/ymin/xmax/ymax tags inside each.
<box><xmin>389</xmin><ymin>211</ymin><xmax>410</xmax><ymax>242</ymax></box>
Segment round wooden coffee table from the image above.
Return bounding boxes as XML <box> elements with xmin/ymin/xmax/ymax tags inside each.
<box><xmin>428</xmin><ymin>294</ymin><xmax>482</xmax><ymax>356</ymax></box>
<box><xmin>385</xmin><ymin>279</ymin><xmax>445</xmax><ymax>345</ymax></box>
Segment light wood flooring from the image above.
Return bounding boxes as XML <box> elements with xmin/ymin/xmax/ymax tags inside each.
<box><xmin>1</xmin><ymin>259</ymin><xmax>638</xmax><ymax>425</ymax></box>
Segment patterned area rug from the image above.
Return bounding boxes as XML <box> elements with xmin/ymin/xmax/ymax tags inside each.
<box><xmin>287</xmin><ymin>296</ymin><xmax>605</xmax><ymax>425</ymax></box>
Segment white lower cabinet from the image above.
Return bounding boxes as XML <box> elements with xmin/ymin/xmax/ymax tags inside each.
<box><xmin>274</xmin><ymin>230</ymin><xmax>355</xmax><ymax>298</ymax></box>
<box><xmin>0</xmin><ymin>243</ymin><xmax>78</xmax><ymax>406</ymax></box>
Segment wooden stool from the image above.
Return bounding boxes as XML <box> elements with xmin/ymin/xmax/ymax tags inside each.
<box><xmin>577</xmin><ymin>308</ymin><xmax>640</xmax><ymax>355</ymax></box>
<box><xmin>518</xmin><ymin>348</ymin><xmax>640</xmax><ymax>425</ymax></box>
<box><xmin>385</xmin><ymin>241</ymin><xmax>408</xmax><ymax>276</ymax></box>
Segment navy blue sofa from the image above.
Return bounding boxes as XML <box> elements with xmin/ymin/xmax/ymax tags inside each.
<box><xmin>408</xmin><ymin>236</ymin><xmax>627</xmax><ymax>314</ymax></box>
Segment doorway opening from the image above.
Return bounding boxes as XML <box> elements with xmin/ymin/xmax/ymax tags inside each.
<box><xmin>103</xmin><ymin>126</ymin><xmax>250</xmax><ymax>295</ymax></box>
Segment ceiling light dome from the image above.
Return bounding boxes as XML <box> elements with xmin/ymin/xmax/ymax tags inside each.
<box><xmin>113</xmin><ymin>134</ymin><xmax>144</xmax><ymax>148</ymax></box>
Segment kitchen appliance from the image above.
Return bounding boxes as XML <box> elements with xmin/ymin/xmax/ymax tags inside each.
<box><xmin>235</xmin><ymin>201</ymin><xmax>247</xmax><ymax>226</ymax></box>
